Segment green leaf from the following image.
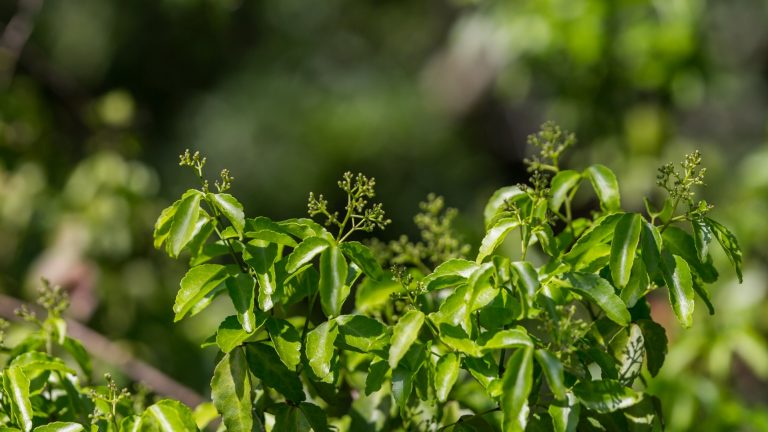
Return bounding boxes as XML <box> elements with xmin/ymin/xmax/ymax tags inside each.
<box><xmin>564</xmin><ymin>273</ymin><xmax>630</xmax><ymax>326</ymax></box>
<box><xmin>211</xmin><ymin>349</ymin><xmax>253</xmax><ymax>432</ymax></box>
<box><xmin>434</xmin><ymin>353</ymin><xmax>460</xmax><ymax>403</ymax></box>
<box><xmin>637</xmin><ymin>319</ymin><xmax>667</xmax><ymax>377</ymax></box>
<box><xmin>564</xmin><ymin>213</ymin><xmax>622</xmax><ymax>262</ymax></box>
<box><xmin>216</xmin><ymin>315</ymin><xmax>266</xmax><ymax>353</ymax></box>
<box><xmin>549</xmin><ymin>170</ymin><xmax>582</xmax><ymax>213</ymax></box>
<box><xmin>617</xmin><ymin>324</ymin><xmax>645</xmax><ymax>386</ymax></box>
<box><xmin>365</xmin><ymin>360</ymin><xmax>389</xmax><ymax>395</ymax></box>
<box><xmin>174</xmin><ymin>264</ymin><xmax>229</xmax><ymax>321</ymax></box>
<box><xmin>639</xmin><ymin>220</ymin><xmax>662</xmax><ymax>278</ymax></box>
<box><xmin>620</xmin><ymin>257</ymin><xmax>648</xmax><ymax>308</ymax></box>
<box><xmin>510</xmin><ymin>261</ymin><xmax>539</xmax><ymax>302</ymax></box>
<box><xmin>610</xmin><ymin>213</ymin><xmax>642</xmax><ymax>288</ymax></box>
<box><xmin>535</xmin><ymin>349</ymin><xmax>565</xmax><ymax>401</ymax></box>
<box><xmin>10</xmin><ymin>352</ymin><xmax>75</xmax><ymax>377</ymax></box>
<box><xmin>484</xmin><ymin>185</ymin><xmax>526</xmax><ymax>227</ymax></box>
<box><xmin>318</xmin><ymin>246</ymin><xmax>349</xmax><ymax>318</ymax></box>
<box><xmin>660</xmin><ymin>251</ymin><xmax>694</xmax><ymax>328</ymax></box>
<box><xmin>573</xmin><ymin>379</ymin><xmax>641</xmax><ymax>413</ymax></box>
<box><xmin>306</xmin><ymin>320</ymin><xmax>339</xmax><ymax>383</ymax></box>
<box><xmin>478</xmin><ymin>328</ymin><xmax>532</xmax><ymax>350</ymax></box>
<box><xmin>267</xmin><ymin>318</ymin><xmax>302</xmax><ymax>371</ymax></box>
<box><xmin>144</xmin><ymin>399</ymin><xmax>199</xmax><ymax>431</ymax></box>
<box><xmin>388</xmin><ymin>310</ymin><xmax>425</xmax><ymax>369</ymax></box>
<box><xmin>476</xmin><ymin>218</ymin><xmax>519</xmax><ymax>263</ymax></box>
<box><xmin>705</xmin><ymin>217</ymin><xmax>743</xmax><ymax>283</ymax></box>
<box><xmin>549</xmin><ymin>393</ymin><xmax>580</xmax><ymax>432</ymax></box>
<box><xmin>272</xmin><ymin>402</ymin><xmax>329</xmax><ymax>432</ymax></box>
<box><xmin>285</xmin><ymin>237</ymin><xmax>330</xmax><ymax>273</ymax></box>
<box><xmin>422</xmin><ymin>259</ymin><xmax>478</xmax><ymax>291</ymax></box>
<box><xmin>691</xmin><ymin>218</ymin><xmax>712</xmax><ymax>262</ymax></box>
<box><xmin>167</xmin><ymin>189</ymin><xmax>204</xmax><ymax>257</ymax></box>
<box><xmin>278</xmin><ymin>218</ymin><xmax>332</xmax><ymax>241</ymax></box>
<box><xmin>3</xmin><ymin>365</ymin><xmax>33</xmax><ymax>432</ymax></box>
<box><xmin>209</xmin><ymin>193</ymin><xmax>245</xmax><ymax>234</ymax></box>
<box><xmin>335</xmin><ymin>315</ymin><xmax>389</xmax><ymax>354</ymax></box>
<box><xmin>391</xmin><ymin>366</ymin><xmax>414</xmax><ymax>412</ymax></box>
<box><xmin>584</xmin><ymin>164</ymin><xmax>620</xmax><ymax>211</ymax></box>
<box><xmin>226</xmin><ymin>273</ymin><xmax>257</xmax><ymax>333</ymax></box>
<box><xmin>120</xmin><ymin>416</ymin><xmax>143</xmax><ymax>432</ymax></box>
<box><xmin>501</xmin><ymin>347</ymin><xmax>534</xmax><ymax>432</ymax></box>
<box><xmin>32</xmin><ymin>423</ymin><xmax>84</xmax><ymax>432</ymax></box>
<box><xmin>438</xmin><ymin>324</ymin><xmax>483</xmax><ymax>357</ymax></box>
<box><xmin>243</xmin><ymin>242</ymin><xmax>279</xmax><ymax>311</ymax></box>
<box><xmin>464</xmin><ymin>354</ymin><xmax>503</xmax><ymax>398</ymax></box>
<box><xmin>662</xmin><ymin>226</ymin><xmax>718</xmax><ymax>283</ymax></box>
<box><xmin>244</xmin><ymin>216</ymin><xmax>298</xmax><ymax>247</ymax></box>
<box><xmin>339</xmin><ymin>241</ymin><xmax>385</xmax><ymax>280</ymax></box>
<box><xmin>246</xmin><ymin>343</ymin><xmax>305</xmax><ymax>402</ymax></box>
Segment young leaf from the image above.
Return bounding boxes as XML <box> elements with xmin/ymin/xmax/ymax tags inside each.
<box><xmin>318</xmin><ymin>246</ymin><xmax>350</xmax><ymax>318</ymax></box>
<box><xmin>306</xmin><ymin>320</ymin><xmax>339</xmax><ymax>383</ymax></box>
<box><xmin>339</xmin><ymin>241</ymin><xmax>385</xmax><ymax>280</ymax></box>
<box><xmin>144</xmin><ymin>400</ymin><xmax>200</xmax><ymax>431</ymax></box>
<box><xmin>573</xmin><ymin>379</ymin><xmax>641</xmax><ymax>413</ymax></box>
<box><xmin>501</xmin><ymin>347</ymin><xmax>534</xmax><ymax>432</ymax></box>
<box><xmin>476</xmin><ymin>218</ymin><xmax>519</xmax><ymax>263</ymax></box>
<box><xmin>3</xmin><ymin>366</ymin><xmax>33</xmax><ymax>432</ymax></box>
<box><xmin>434</xmin><ymin>353</ymin><xmax>460</xmax><ymax>403</ymax></box>
<box><xmin>246</xmin><ymin>343</ymin><xmax>305</xmax><ymax>402</ymax></box>
<box><xmin>484</xmin><ymin>186</ymin><xmax>526</xmax><ymax>227</ymax></box>
<box><xmin>610</xmin><ymin>213</ymin><xmax>642</xmax><ymax>288</ymax></box>
<box><xmin>660</xmin><ymin>251</ymin><xmax>694</xmax><ymax>328</ymax></box>
<box><xmin>173</xmin><ymin>264</ymin><xmax>229</xmax><ymax>322</ymax></box>
<box><xmin>564</xmin><ymin>273</ymin><xmax>630</xmax><ymax>326</ymax></box>
<box><xmin>211</xmin><ymin>349</ymin><xmax>253</xmax><ymax>432</ymax></box>
<box><xmin>32</xmin><ymin>423</ymin><xmax>84</xmax><ymax>432</ymax></box>
<box><xmin>584</xmin><ymin>164</ymin><xmax>621</xmax><ymax>211</ymax></box>
<box><xmin>388</xmin><ymin>310</ymin><xmax>425</xmax><ymax>369</ymax></box>
<box><xmin>267</xmin><ymin>318</ymin><xmax>302</xmax><ymax>371</ymax></box>
<box><xmin>637</xmin><ymin>319</ymin><xmax>667</xmax><ymax>377</ymax></box>
<box><xmin>226</xmin><ymin>273</ymin><xmax>256</xmax><ymax>333</ymax></box>
<box><xmin>535</xmin><ymin>349</ymin><xmax>566</xmax><ymax>401</ymax></box>
<box><xmin>285</xmin><ymin>237</ymin><xmax>330</xmax><ymax>273</ymax></box>
<box><xmin>549</xmin><ymin>170</ymin><xmax>582</xmax><ymax>213</ymax></box>
<box><xmin>705</xmin><ymin>217</ymin><xmax>743</xmax><ymax>283</ymax></box>
<box><xmin>209</xmin><ymin>193</ymin><xmax>245</xmax><ymax>234</ymax></box>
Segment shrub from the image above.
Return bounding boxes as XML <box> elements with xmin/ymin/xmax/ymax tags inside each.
<box><xmin>0</xmin><ymin>123</ymin><xmax>742</xmax><ymax>431</ymax></box>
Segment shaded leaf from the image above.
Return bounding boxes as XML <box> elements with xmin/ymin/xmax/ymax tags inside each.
<box><xmin>226</xmin><ymin>273</ymin><xmax>256</xmax><ymax>333</ymax></box>
<box><xmin>662</xmin><ymin>227</ymin><xmax>718</xmax><ymax>283</ymax></box>
<box><xmin>339</xmin><ymin>241</ymin><xmax>385</xmax><ymax>280</ymax></box>
<box><xmin>660</xmin><ymin>251</ymin><xmax>694</xmax><ymax>328</ymax></box>
<box><xmin>365</xmin><ymin>360</ymin><xmax>389</xmax><ymax>395</ymax></box>
<box><xmin>501</xmin><ymin>347</ymin><xmax>534</xmax><ymax>432</ymax></box>
<box><xmin>535</xmin><ymin>349</ymin><xmax>565</xmax><ymax>401</ymax></box>
<box><xmin>144</xmin><ymin>399</ymin><xmax>199</xmax><ymax>431</ymax></box>
<box><xmin>565</xmin><ymin>273</ymin><xmax>630</xmax><ymax>326</ymax></box>
<box><xmin>267</xmin><ymin>318</ymin><xmax>302</xmax><ymax>371</ymax></box>
<box><xmin>211</xmin><ymin>349</ymin><xmax>253</xmax><ymax>432</ymax></box>
<box><xmin>705</xmin><ymin>217</ymin><xmax>743</xmax><ymax>283</ymax></box>
<box><xmin>246</xmin><ymin>344</ymin><xmax>305</xmax><ymax>402</ymax></box>
<box><xmin>216</xmin><ymin>315</ymin><xmax>266</xmax><ymax>354</ymax></box>
<box><xmin>306</xmin><ymin>320</ymin><xmax>339</xmax><ymax>383</ymax></box>
<box><xmin>573</xmin><ymin>379</ymin><xmax>641</xmax><ymax>413</ymax></box>
<box><xmin>637</xmin><ymin>320</ymin><xmax>667</xmax><ymax>377</ymax></box>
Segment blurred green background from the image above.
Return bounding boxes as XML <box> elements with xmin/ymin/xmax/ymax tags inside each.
<box><xmin>2</xmin><ymin>0</ymin><xmax>768</xmax><ymax>430</ymax></box>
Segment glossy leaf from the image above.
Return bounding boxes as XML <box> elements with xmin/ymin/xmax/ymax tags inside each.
<box><xmin>388</xmin><ymin>310</ymin><xmax>425</xmax><ymax>369</ymax></box>
<box><xmin>216</xmin><ymin>315</ymin><xmax>265</xmax><ymax>353</ymax></box>
<box><xmin>535</xmin><ymin>349</ymin><xmax>565</xmax><ymax>401</ymax></box>
<box><xmin>610</xmin><ymin>213</ymin><xmax>642</xmax><ymax>288</ymax></box>
<box><xmin>339</xmin><ymin>241</ymin><xmax>385</xmax><ymax>280</ymax></box>
<box><xmin>501</xmin><ymin>347</ymin><xmax>534</xmax><ymax>432</ymax></box>
<box><xmin>32</xmin><ymin>423</ymin><xmax>84</xmax><ymax>432</ymax></box>
<box><xmin>637</xmin><ymin>319</ymin><xmax>667</xmax><ymax>377</ymax></box>
<box><xmin>484</xmin><ymin>185</ymin><xmax>525</xmax><ymax>227</ymax></box>
<box><xmin>306</xmin><ymin>320</ymin><xmax>338</xmax><ymax>384</ymax></box>
<box><xmin>391</xmin><ymin>366</ymin><xmax>414</xmax><ymax>412</ymax></box>
<box><xmin>640</xmin><ymin>220</ymin><xmax>662</xmax><ymax>278</ymax></box>
<box><xmin>617</xmin><ymin>324</ymin><xmax>645</xmax><ymax>385</ymax></box>
<box><xmin>691</xmin><ymin>218</ymin><xmax>712</xmax><ymax>262</ymax></box>
<box><xmin>478</xmin><ymin>328</ymin><xmax>533</xmax><ymax>350</ymax></box>
<box><xmin>476</xmin><ymin>218</ymin><xmax>519</xmax><ymax>263</ymax></box>
<box><xmin>705</xmin><ymin>217</ymin><xmax>743</xmax><ymax>283</ymax></box>
<box><xmin>285</xmin><ymin>237</ymin><xmax>330</xmax><ymax>273</ymax></box>
<box><xmin>244</xmin><ymin>216</ymin><xmax>298</xmax><ymax>247</ymax></box>
<box><xmin>660</xmin><ymin>251</ymin><xmax>694</xmax><ymax>328</ymax></box>
<box><xmin>211</xmin><ymin>349</ymin><xmax>253</xmax><ymax>432</ymax></box>
<box><xmin>10</xmin><ymin>352</ymin><xmax>75</xmax><ymax>377</ymax></box>
<box><xmin>3</xmin><ymin>365</ymin><xmax>33</xmax><ymax>432</ymax></box>
<box><xmin>549</xmin><ymin>393</ymin><xmax>580</xmax><ymax>432</ymax></box>
<box><xmin>318</xmin><ymin>246</ymin><xmax>349</xmax><ymax>317</ymax></box>
<box><xmin>167</xmin><ymin>190</ymin><xmax>204</xmax><ymax>257</ymax></box>
<box><xmin>549</xmin><ymin>170</ymin><xmax>581</xmax><ymax>212</ymax></box>
<box><xmin>243</xmin><ymin>243</ymin><xmax>279</xmax><ymax>311</ymax></box>
<box><xmin>267</xmin><ymin>318</ymin><xmax>302</xmax><ymax>371</ymax></box>
<box><xmin>662</xmin><ymin>227</ymin><xmax>718</xmax><ymax>283</ymax></box>
<box><xmin>510</xmin><ymin>261</ymin><xmax>539</xmax><ymax>302</ymax></box>
<box><xmin>209</xmin><ymin>193</ymin><xmax>245</xmax><ymax>234</ymax></box>
<box><xmin>565</xmin><ymin>273</ymin><xmax>630</xmax><ymax>326</ymax></box>
<box><xmin>174</xmin><ymin>264</ymin><xmax>229</xmax><ymax>322</ymax></box>
<box><xmin>225</xmin><ymin>273</ymin><xmax>256</xmax><ymax>333</ymax></box>
<box><xmin>620</xmin><ymin>257</ymin><xmax>648</xmax><ymax>308</ymax></box>
<box><xmin>573</xmin><ymin>379</ymin><xmax>641</xmax><ymax>413</ymax></box>
<box><xmin>365</xmin><ymin>360</ymin><xmax>389</xmax><ymax>395</ymax></box>
<box><xmin>438</xmin><ymin>324</ymin><xmax>483</xmax><ymax>357</ymax></box>
<box><xmin>246</xmin><ymin>344</ymin><xmax>305</xmax><ymax>402</ymax></box>
<box><xmin>564</xmin><ymin>213</ymin><xmax>622</xmax><ymax>262</ymax></box>
<box><xmin>434</xmin><ymin>353</ymin><xmax>460</xmax><ymax>403</ymax></box>
<box><xmin>144</xmin><ymin>399</ymin><xmax>199</xmax><ymax>431</ymax></box>
<box><xmin>335</xmin><ymin>315</ymin><xmax>388</xmax><ymax>354</ymax></box>
<box><xmin>272</xmin><ymin>402</ymin><xmax>328</xmax><ymax>432</ymax></box>
<box><xmin>584</xmin><ymin>164</ymin><xmax>620</xmax><ymax>211</ymax></box>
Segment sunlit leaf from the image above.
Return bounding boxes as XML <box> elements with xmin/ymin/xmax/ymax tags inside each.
<box><xmin>209</xmin><ymin>193</ymin><xmax>245</xmax><ymax>234</ymax></box>
<box><xmin>285</xmin><ymin>237</ymin><xmax>330</xmax><ymax>273</ymax></box>
<box><xmin>584</xmin><ymin>164</ymin><xmax>620</xmax><ymax>211</ymax></box>
<box><xmin>549</xmin><ymin>170</ymin><xmax>581</xmax><ymax>213</ymax></box>
<box><xmin>306</xmin><ymin>320</ymin><xmax>339</xmax><ymax>383</ymax></box>
<box><xmin>267</xmin><ymin>318</ymin><xmax>302</xmax><ymax>371</ymax></box>
<box><xmin>339</xmin><ymin>241</ymin><xmax>385</xmax><ymax>280</ymax></box>
<box><xmin>173</xmin><ymin>264</ymin><xmax>229</xmax><ymax>321</ymax></box>
<box><xmin>573</xmin><ymin>379</ymin><xmax>641</xmax><ymax>413</ymax></box>
<box><xmin>226</xmin><ymin>273</ymin><xmax>256</xmax><ymax>333</ymax></box>
<box><xmin>610</xmin><ymin>213</ymin><xmax>642</xmax><ymax>288</ymax></box>
<box><xmin>211</xmin><ymin>349</ymin><xmax>253</xmax><ymax>432</ymax></box>
<box><xmin>477</xmin><ymin>218</ymin><xmax>519</xmax><ymax>263</ymax></box>
<box><xmin>144</xmin><ymin>399</ymin><xmax>199</xmax><ymax>431</ymax></box>
<box><xmin>318</xmin><ymin>246</ymin><xmax>349</xmax><ymax>318</ymax></box>
<box><xmin>166</xmin><ymin>190</ymin><xmax>204</xmax><ymax>257</ymax></box>
<box><xmin>3</xmin><ymin>366</ymin><xmax>33</xmax><ymax>432</ymax></box>
<box><xmin>388</xmin><ymin>310</ymin><xmax>425</xmax><ymax>369</ymax></box>
<box><xmin>705</xmin><ymin>217</ymin><xmax>743</xmax><ymax>283</ymax></box>
<box><xmin>660</xmin><ymin>251</ymin><xmax>694</xmax><ymax>328</ymax></box>
<box><xmin>501</xmin><ymin>347</ymin><xmax>534</xmax><ymax>432</ymax></box>
<box><xmin>565</xmin><ymin>273</ymin><xmax>630</xmax><ymax>326</ymax></box>
<box><xmin>434</xmin><ymin>353</ymin><xmax>460</xmax><ymax>403</ymax></box>
<box><xmin>535</xmin><ymin>349</ymin><xmax>565</xmax><ymax>401</ymax></box>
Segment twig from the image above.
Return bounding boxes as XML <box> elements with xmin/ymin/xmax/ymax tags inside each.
<box><xmin>0</xmin><ymin>0</ymin><xmax>43</xmax><ymax>87</ymax></box>
<box><xmin>0</xmin><ymin>293</ymin><xmax>206</xmax><ymax>408</ymax></box>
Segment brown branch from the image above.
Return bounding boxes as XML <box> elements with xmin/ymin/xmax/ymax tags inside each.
<box><xmin>0</xmin><ymin>0</ymin><xmax>44</xmax><ymax>87</ymax></box>
<box><xmin>0</xmin><ymin>293</ymin><xmax>207</xmax><ymax>408</ymax></box>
